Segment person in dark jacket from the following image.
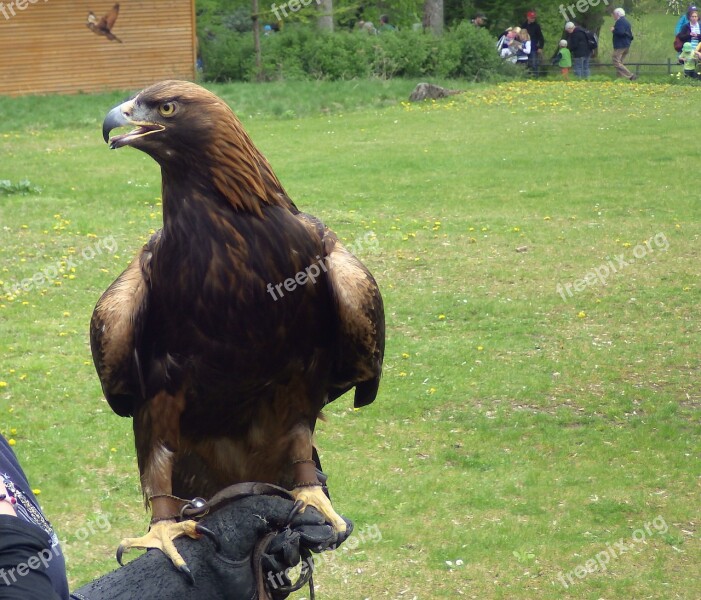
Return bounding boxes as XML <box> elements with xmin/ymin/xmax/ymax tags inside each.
<box><xmin>676</xmin><ymin>4</ymin><xmax>697</xmax><ymax>34</ymax></box>
<box><xmin>565</xmin><ymin>21</ymin><xmax>590</xmax><ymax>78</ymax></box>
<box><xmin>611</xmin><ymin>7</ymin><xmax>636</xmax><ymax>80</ymax></box>
<box><xmin>0</xmin><ymin>435</ymin><xmax>69</xmax><ymax>600</ymax></box>
<box><xmin>677</xmin><ymin>8</ymin><xmax>701</xmax><ymax>51</ymax></box>
<box><xmin>521</xmin><ymin>10</ymin><xmax>545</xmax><ymax>75</ymax></box>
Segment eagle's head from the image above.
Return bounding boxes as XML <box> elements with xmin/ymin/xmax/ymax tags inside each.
<box><xmin>102</xmin><ymin>80</ymin><xmax>234</xmax><ymax>162</ymax></box>
<box><xmin>102</xmin><ymin>80</ymin><xmax>289</xmax><ymax>214</ymax></box>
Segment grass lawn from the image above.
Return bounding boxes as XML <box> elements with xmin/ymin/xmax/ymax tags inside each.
<box><xmin>1</xmin><ymin>78</ymin><xmax>700</xmax><ymax>599</ymax></box>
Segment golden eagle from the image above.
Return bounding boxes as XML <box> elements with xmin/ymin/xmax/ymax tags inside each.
<box><xmin>93</xmin><ymin>80</ymin><xmax>384</xmax><ymax>575</ymax></box>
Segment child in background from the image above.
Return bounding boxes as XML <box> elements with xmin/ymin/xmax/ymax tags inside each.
<box><xmin>680</xmin><ymin>41</ymin><xmax>700</xmax><ymax>77</ymax></box>
<box><xmin>552</xmin><ymin>39</ymin><xmax>572</xmax><ymax>79</ymax></box>
<box><xmin>516</xmin><ymin>30</ymin><xmax>532</xmax><ymax>65</ymax></box>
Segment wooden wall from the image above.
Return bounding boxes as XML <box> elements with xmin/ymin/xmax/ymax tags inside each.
<box><xmin>0</xmin><ymin>0</ymin><xmax>196</xmax><ymax>96</ymax></box>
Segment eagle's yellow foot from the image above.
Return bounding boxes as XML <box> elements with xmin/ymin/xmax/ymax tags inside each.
<box><xmin>291</xmin><ymin>484</ymin><xmax>347</xmax><ymax>534</ymax></box>
<box><xmin>116</xmin><ymin>519</ymin><xmax>200</xmax><ymax>582</ymax></box>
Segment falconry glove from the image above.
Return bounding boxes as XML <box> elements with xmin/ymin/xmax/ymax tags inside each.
<box><xmin>72</xmin><ymin>484</ymin><xmax>351</xmax><ymax>600</ymax></box>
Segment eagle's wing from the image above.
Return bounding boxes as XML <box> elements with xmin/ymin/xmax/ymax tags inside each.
<box><xmin>90</xmin><ymin>231</ymin><xmax>158</xmax><ymax>417</ymax></box>
<box><xmin>99</xmin><ymin>3</ymin><xmax>120</xmax><ymax>30</ymax></box>
<box><xmin>296</xmin><ymin>213</ymin><xmax>384</xmax><ymax>408</ymax></box>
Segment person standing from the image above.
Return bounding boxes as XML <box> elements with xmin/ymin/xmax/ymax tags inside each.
<box><xmin>516</xmin><ymin>30</ymin><xmax>532</xmax><ymax>66</ymax></box>
<box><xmin>565</xmin><ymin>22</ymin><xmax>590</xmax><ymax>79</ymax></box>
<box><xmin>611</xmin><ymin>7</ymin><xmax>637</xmax><ymax>80</ymax></box>
<box><xmin>680</xmin><ymin>41</ymin><xmax>701</xmax><ymax>77</ymax></box>
<box><xmin>676</xmin><ymin>4</ymin><xmax>697</xmax><ymax>34</ymax></box>
<box><xmin>521</xmin><ymin>10</ymin><xmax>545</xmax><ymax>76</ymax></box>
<box><xmin>677</xmin><ymin>8</ymin><xmax>701</xmax><ymax>49</ymax></box>
<box><xmin>552</xmin><ymin>39</ymin><xmax>572</xmax><ymax>79</ymax></box>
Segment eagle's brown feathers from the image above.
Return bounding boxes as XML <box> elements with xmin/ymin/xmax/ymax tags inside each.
<box><xmin>93</xmin><ymin>81</ymin><xmax>384</xmax><ymax>516</ymax></box>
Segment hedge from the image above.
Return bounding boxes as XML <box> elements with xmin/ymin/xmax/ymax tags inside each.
<box><xmin>199</xmin><ymin>22</ymin><xmax>517</xmax><ymax>82</ymax></box>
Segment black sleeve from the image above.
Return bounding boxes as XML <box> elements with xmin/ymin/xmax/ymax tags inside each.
<box><xmin>0</xmin><ymin>516</ymin><xmax>62</xmax><ymax>600</ymax></box>
<box><xmin>535</xmin><ymin>24</ymin><xmax>545</xmax><ymax>49</ymax></box>
<box><xmin>569</xmin><ymin>29</ymin><xmax>586</xmax><ymax>55</ymax></box>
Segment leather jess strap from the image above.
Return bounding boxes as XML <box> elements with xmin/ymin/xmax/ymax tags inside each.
<box><xmin>180</xmin><ymin>481</ymin><xmax>294</xmax><ymax>521</ymax></box>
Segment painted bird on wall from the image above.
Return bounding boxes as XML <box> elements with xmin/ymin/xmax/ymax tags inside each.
<box><xmin>87</xmin><ymin>3</ymin><xmax>122</xmax><ymax>43</ymax></box>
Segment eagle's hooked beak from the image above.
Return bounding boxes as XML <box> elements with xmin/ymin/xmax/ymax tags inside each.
<box><xmin>103</xmin><ymin>99</ymin><xmax>165</xmax><ymax>149</ymax></box>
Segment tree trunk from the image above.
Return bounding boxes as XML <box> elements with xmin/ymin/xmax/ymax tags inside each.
<box><xmin>252</xmin><ymin>0</ymin><xmax>262</xmax><ymax>80</ymax></box>
<box><xmin>423</xmin><ymin>0</ymin><xmax>443</xmax><ymax>35</ymax></box>
<box><xmin>317</xmin><ymin>0</ymin><xmax>334</xmax><ymax>32</ymax></box>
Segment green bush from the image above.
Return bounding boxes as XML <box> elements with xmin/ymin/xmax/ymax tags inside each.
<box><xmin>304</xmin><ymin>32</ymin><xmax>374</xmax><ymax>80</ymax></box>
<box><xmin>200</xmin><ymin>22</ymin><xmax>517</xmax><ymax>82</ymax></box>
<box><xmin>373</xmin><ymin>30</ymin><xmax>441</xmax><ymax>78</ymax></box>
<box><xmin>442</xmin><ymin>21</ymin><xmax>507</xmax><ymax>79</ymax></box>
<box><xmin>259</xmin><ymin>27</ymin><xmax>314</xmax><ymax>81</ymax></box>
<box><xmin>200</xmin><ymin>29</ymin><xmax>255</xmax><ymax>82</ymax></box>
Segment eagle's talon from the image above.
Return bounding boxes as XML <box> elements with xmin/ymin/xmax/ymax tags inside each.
<box><xmin>195</xmin><ymin>523</ymin><xmax>221</xmax><ymax>552</ymax></box>
<box><xmin>291</xmin><ymin>485</ymin><xmax>347</xmax><ymax>534</ymax></box>
<box><xmin>115</xmin><ymin>543</ymin><xmax>127</xmax><ymax>567</ymax></box>
<box><xmin>115</xmin><ymin>519</ymin><xmax>200</xmax><ymax>575</ymax></box>
<box><xmin>178</xmin><ymin>563</ymin><xmax>195</xmax><ymax>585</ymax></box>
<box><xmin>287</xmin><ymin>499</ymin><xmax>305</xmax><ymax>524</ymax></box>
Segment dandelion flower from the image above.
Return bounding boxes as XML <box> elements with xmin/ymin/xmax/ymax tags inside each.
<box><xmin>8</xmin><ymin>439</ymin><xmax>16</xmax><ymax>446</ymax></box>
<box><xmin>438</xmin><ymin>314</ymin><xmax>446</xmax><ymax>320</ymax></box>
<box><xmin>577</xmin><ymin>311</ymin><xmax>586</xmax><ymax>318</ymax></box>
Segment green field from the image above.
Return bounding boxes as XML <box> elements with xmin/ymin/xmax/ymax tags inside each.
<box><xmin>1</xmin><ymin>78</ymin><xmax>700</xmax><ymax>599</ymax></box>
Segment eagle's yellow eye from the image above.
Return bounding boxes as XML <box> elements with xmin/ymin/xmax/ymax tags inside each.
<box><xmin>159</xmin><ymin>102</ymin><xmax>176</xmax><ymax>117</ymax></box>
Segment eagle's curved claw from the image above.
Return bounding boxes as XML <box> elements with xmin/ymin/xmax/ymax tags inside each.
<box><xmin>115</xmin><ymin>543</ymin><xmax>127</xmax><ymax>567</ymax></box>
<box><xmin>195</xmin><ymin>523</ymin><xmax>221</xmax><ymax>552</ymax></box>
<box><xmin>291</xmin><ymin>485</ymin><xmax>347</xmax><ymax>534</ymax></box>
<box><xmin>178</xmin><ymin>563</ymin><xmax>195</xmax><ymax>585</ymax></box>
<box><xmin>287</xmin><ymin>499</ymin><xmax>305</xmax><ymax>524</ymax></box>
<box><xmin>115</xmin><ymin>519</ymin><xmax>200</xmax><ymax>582</ymax></box>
